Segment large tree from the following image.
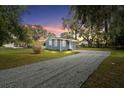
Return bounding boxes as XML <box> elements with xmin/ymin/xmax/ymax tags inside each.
<box><xmin>0</xmin><ymin>5</ymin><xmax>26</xmax><ymax>46</ymax></box>
<box><xmin>23</xmin><ymin>24</ymin><xmax>56</xmax><ymax>53</ymax></box>
<box><xmin>62</xmin><ymin>17</ymin><xmax>83</xmax><ymax>40</ymax></box>
<box><xmin>69</xmin><ymin>5</ymin><xmax>124</xmax><ymax>48</ymax></box>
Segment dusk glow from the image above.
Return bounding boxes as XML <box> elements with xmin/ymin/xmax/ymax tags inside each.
<box><xmin>21</xmin><ymin>5</ymin><xmax>69</xmax><ymax>36</ymax></box>
<box><xmin>43</xmin><ymin>24</ymin><xmax>66</xmax><ymax>35</ymax></box>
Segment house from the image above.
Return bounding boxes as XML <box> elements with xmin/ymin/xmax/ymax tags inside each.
<box><xmin>3</xmin><ymin>43</ymin><xmax>15</xmax><ymax>48</ymax></box>
<box><xmin>45</xmin><ymin>38</ymin><xmax>77</xmax><ymax>51</ymax></box>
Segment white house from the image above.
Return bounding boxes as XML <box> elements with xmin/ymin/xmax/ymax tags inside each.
<box><xmin>45</xmin><ymin>38</ymin><xmax>77</xmax><ymax>51</ymax></box>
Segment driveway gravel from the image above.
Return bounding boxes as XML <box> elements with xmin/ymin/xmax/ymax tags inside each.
<box><xmin>0</xmin><ymin>50</ymin><xmax>110</xmax><ymax>88</ymax></box>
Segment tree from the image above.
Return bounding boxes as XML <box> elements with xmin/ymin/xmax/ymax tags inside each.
<box><xmin>60</xmin><ymin>32</ymin><xmax>73</xmax><ymax>39</ymax></box>
<box><xmin>79</xmin><ymin>25</ymin><xmax>96</xmax><ymax>47</ymax></box>
<box><xmin>23</xmin><ymin>25</ymin><xmax>46</xmax><ymax>53</ymax></box>
<box><xmin>0</xmin><ymin>5</ymin><xmax>26</xmax><ymax>46</ymax></box>
<box><xmin>62</xmin><ymin>17</ymin><xmax>82</xmax><ymax>40</ymax></box>
<box><xmin>69</xmin><ymin>5</ymin><xmax>124</xmax><ymax>48</ymax></box>
<box><xmin>47</xmin><ymin>32</ymin><xmax>56</xmax><ymax>38</ymax></box>
<box><xmin>23</xmin><ymin>24</ymin><xmax>56</xmax><ymax>53</ymax></box>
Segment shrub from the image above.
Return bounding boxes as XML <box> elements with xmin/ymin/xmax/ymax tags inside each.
<box><xmin>32</xmin><ymin>40</ymin><xmax>41</xmax><ymax>54</ymax></box>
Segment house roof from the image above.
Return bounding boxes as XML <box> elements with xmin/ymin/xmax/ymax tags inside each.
<box><xmin>48</xmin><ymin>37</ymin><xmax>77</xmax><ymax>42</ymax></box>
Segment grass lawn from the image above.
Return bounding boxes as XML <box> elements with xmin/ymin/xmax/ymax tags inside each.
<box><xmin>80</xmin><ymin>48</ymin><xmax>124</xmax><ymax>88</ymax></box>
<box><xmin>0</xmin><ymin>47</ymin><xmax>78</xmax><ymax>70</ymax></box>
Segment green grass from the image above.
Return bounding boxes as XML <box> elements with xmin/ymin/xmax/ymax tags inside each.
<box><xmin>0</xmin><ymin>48</ymin><xmax>78</xmax><ymax>70</ymax></box>
<box><xmin>80</xmin><ymin>48</ymin><xmax>124</xmax><ymax>88</ymax></box>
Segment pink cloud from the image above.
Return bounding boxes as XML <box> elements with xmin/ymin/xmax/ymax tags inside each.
<box><xmin>43</xmin><ymin>24</ymin><xmax>66</xmax><ymax>36</ymax></box>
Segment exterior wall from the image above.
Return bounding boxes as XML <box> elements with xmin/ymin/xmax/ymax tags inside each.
<box><xmin>45</xmin><ymin>39</ymin><xmax>60</xmax><ymax>51</ymax></box>
<box><xmin>71</xmin><ymin>42</ymin><xmax>76</xmax><ymax>50</ymax></box>
<box><xmin>3</xmin><ymin>43</ymin><xmax>15</xmax><ymax>48</ymax></box>
<box><xmin>45</xmin><ymin>38</ymin><xmax>76</xmax><ymax>51</ymax></box>
<box><xmin>60</xmin><ymin>40</ymin><xmax>69</xmax><ymax>51</ymax></box>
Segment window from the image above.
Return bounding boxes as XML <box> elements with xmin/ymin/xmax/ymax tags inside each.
<box><xmin>54</xmin><ymin>39</ymin><xmax>58</xmax><ymax>47</ymax></box>
<box><xmin>62</xmin><ymin>40</ymin><xmax>66</xmax><ymax>47</ymax></box>
<box><xmin>49</xmin><ymin>40</ymin><xmax>52</xmax><ymax>46</ymax></box>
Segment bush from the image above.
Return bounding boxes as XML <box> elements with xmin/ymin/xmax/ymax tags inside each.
<box><xmin>32</xmin><ymin>40</ymin><xmax>41</xmax><ymax>54</ymax></box>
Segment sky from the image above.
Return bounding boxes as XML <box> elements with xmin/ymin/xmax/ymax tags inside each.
<box><xmin>21</xmin><ymin>5</ymin><xmax>70</xmax><ymax>36</ymax></box>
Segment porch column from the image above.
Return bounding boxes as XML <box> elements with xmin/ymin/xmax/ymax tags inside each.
<box><xmin>69</xmin><ymin>41</ymin><xmax>72</xmax><ymax>50</ymax></box>
<box><xmin>59</xmin><ymin>40</ymin><xmax>62</xmax><ymax>51</ymax></box>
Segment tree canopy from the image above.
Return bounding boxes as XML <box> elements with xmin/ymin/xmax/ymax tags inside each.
<box><xmin>0</xmin><ymin>5</ymin><xmax>26</xmax><ymax>46</ymax></box>
<box><xmin>62</xmin><ymin>5</ymin><xmax>124</xmax><ymax>48</ymax></box>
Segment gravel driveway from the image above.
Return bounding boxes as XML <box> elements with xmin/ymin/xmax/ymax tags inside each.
<box><xmin>0</xmin><ymin>50</ymin><xmax>110</xmax><ymax>88</ymax></box>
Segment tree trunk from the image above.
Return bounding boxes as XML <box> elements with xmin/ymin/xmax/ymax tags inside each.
<box><xmin>87</xmin><ymin>40</ymin><xmax>92</xmax><ymax>47</ymax></box>
<box><xmin>104</xmin><ymin>19</ymin><xmax>108</xmax><ymax>33</ymax></box>
<box><xmin>96</xmin><ymin>33</ymin><xmax>100</xmax><ymax>48</ymax></box>
<box><xmin>75</xmin><ymin>30</ymin><xmax>77</xmax><ymax>40</ymax></box>
<box><xmin>96</xmin><ymin>40</ymin><xmax>100</xmax><ymax>48</ymax></box>
<box><xmin>0</xmin><ymin>42</ymin><xmax>3</xmax><ymax>46</ymax></box>
<box><xmin>104</xmin><ymin>19</ymin><xmax>109</xmax><ymax>47</ymax></box>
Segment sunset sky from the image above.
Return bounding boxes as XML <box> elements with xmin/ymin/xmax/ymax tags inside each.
<box><xmin>21</xmin><ymin>5</ymin><xmax>70</xmax><ymax>36</ymax></box>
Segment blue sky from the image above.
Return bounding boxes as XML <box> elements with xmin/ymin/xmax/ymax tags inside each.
<box><xmin>21</xmin><ymin>5</ymin><xmax>70</xmax><ymax>35</ymax></box>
